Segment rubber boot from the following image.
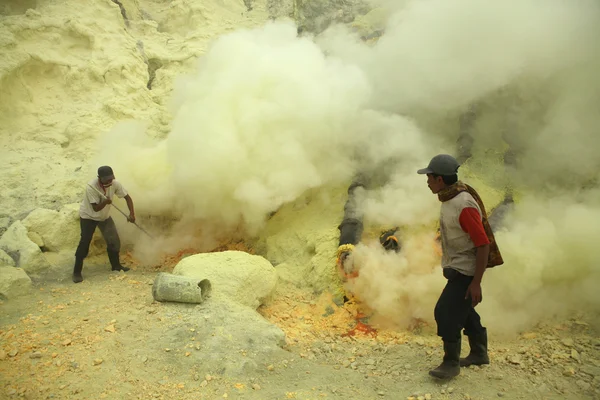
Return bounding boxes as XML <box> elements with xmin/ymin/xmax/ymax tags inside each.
<box><xmin>108</xmin><ymin>251</ymin><xmax>130</xmax><ymax>272</ymax></box>
<box><xmin>460</xmin><ymin>329</ymin><xmax>490</xmax><ymax>367</ymax></box>
<box><xmin>429</xmin><ymin>341</ymin><xmax>461</xmax><ymax>379</ymax></box>
<box><xmin>72</xmin><ymin>257</ymin><xmax>84</xmax><ymax>283</ymax></box>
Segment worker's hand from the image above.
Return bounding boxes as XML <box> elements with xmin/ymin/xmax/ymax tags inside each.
<box><xmin>127</xmin><ymin>214</ymin><xmax>136</xmax><ymax>223</ymax></box>
<box><xmin>103</xmin><ymin>198</ymin><xmax>112</xmax><ymax>205</ymax></box>
<box><xmin>465</xmin><ymin>281</ymin><xmax>482</xmax><ymax>307</ymax></box>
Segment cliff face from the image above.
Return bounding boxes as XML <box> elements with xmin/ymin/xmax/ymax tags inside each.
<box><xmin>0</xmin><ymin>0</ymin><xmax>272</xmax><ymax>218</ymax></box>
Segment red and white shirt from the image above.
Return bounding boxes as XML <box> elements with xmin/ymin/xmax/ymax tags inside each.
<box><xmin>439</xmin><ymin>191</ymin><xmax>489</xmax><ymax>276</ymax></box>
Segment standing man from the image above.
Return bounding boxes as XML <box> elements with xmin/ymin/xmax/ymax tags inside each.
<box><xmin>417</xmin><ymin>154</ymin><xmax>503</xmax><ymax>379</ymax></box>
<box><xmin>73</xmin><ymin>166</ymin><xmax>135</xmax><ymax>283</ymax></box>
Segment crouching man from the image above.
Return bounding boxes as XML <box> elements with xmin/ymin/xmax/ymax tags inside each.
<box><xmin>417</xmin><ymin>154</ymin><xmax>503</xmax><ymax>379</ymax></box>
<box><xmin>73</xmin><ymin>166</ymin><xmax>135</xmax><ymax>283</ymax></box>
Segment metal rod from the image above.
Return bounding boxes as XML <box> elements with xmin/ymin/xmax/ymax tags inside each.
<box><xmin>87</xmin><ymin>183</ymin><xmax>154</xmax><ymax>239</ymax></box>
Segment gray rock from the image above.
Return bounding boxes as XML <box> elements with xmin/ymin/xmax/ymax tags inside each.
<box><xmin>0</xmin><ymin>267</ymin><xmax>32</xmax><ymax>299</ymax></box>
<box><xmin>0</xmin><ymin>216</ymin><xmax>11</xmax><ymax>237</ymax></box>
<box><xmin>562</xmin><ymin>338</ymin><xmax>575</xmax><ymax>347</ymax></box>
<box><xmin>0</xmin><ymin>221</ymin><xmax>51</xmax><ymax>274</ymax></box>
<box><xmin>581</xmin><ymin>366</ymin><xmax>600</xmax><ymax>377</ymax></box>
<box><xmin>576</xmin><ymin>380</ymin><xmax>591</xmax><ymax>391</ymax></box>
<box><xmin>156</xmin><ymin>297</ymin><xmax>286</xmax><ymax>377</ymax></box>
<box><xmin>0</xmin><ymin>249</ymin><xmax>15</xmax><ymax>267</ymax></box>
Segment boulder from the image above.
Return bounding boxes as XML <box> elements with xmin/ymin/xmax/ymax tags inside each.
<box><xmin>0</xmin><ymin>267</ymin><xmax>32</xmax><ymax>299</ymax></box>
<box><xmin>0</xmin><ymin>249</ymin><xmax>15</xmax><ymax>267</ymax></box>
<box><xmin>27</xmin><ymin>231</ymin><xmax>45</xmax><ymax>248</ymax></box>
<box><xmin>258</xmin><ymin>186</ymin><xmax>345</xmax><ymax>293</ymax></box>
<box><xmin>0</xmin><ymin>221</ymin><xmax>51</xmax><ymax>274</ymax></box>
<box><xmin>155</xmin><ymin>297</ymin><xmax>286</xmax><ymax>377</ymax></box>
<box><xmin>0</xmin><ymin>216</ymin><xmax>11</xmax><ymax>237</ymax></box>
<box><xmin>172</xmin><ymin>251</ymin><xmax>277</xmax><ymax>309</ymax></box>
<box><xmin>22</xmin><ymin>204</ymin><xmax>80</xmax><ymax>252</ymax></box>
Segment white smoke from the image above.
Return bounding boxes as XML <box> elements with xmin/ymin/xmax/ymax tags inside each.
<box><xmin>96</xmin><ymin>0</ymin><xmax>600</xmax><ymax>334</ymax></box>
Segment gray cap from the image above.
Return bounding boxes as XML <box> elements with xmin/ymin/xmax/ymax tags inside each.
<box><xmin>417</xmin><ymin>154</ymin><xmax>460</xmax><ymax>175</ymax></box>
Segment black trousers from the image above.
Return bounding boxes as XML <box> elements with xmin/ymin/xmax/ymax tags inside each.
<box><xmin>75</xmin><ymin>217</ymin><xmax>121</xmax><ymax>259</ymax></box>
<box><xmin>434</xmin><ymin>268</ymin><xmax>485</xmax><ymax>343</ymax></box>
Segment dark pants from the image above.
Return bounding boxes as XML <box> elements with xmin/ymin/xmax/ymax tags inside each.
<box><xmin>434</xmin><ymin>268</ymin><xmax>485</xmax><ymax>342</ymax></box>
<box><xmin>75</xmin><ymin>217</ymin><xmax>121</xmax><ymax>260</ymax></box>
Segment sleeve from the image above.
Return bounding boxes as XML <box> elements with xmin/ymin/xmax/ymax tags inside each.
<box><xmin>459</xmin><ymin>207</ymin><xmax>490</xmax><ymax>247</ymax></box>
<box><xmin>85</xmin><ymin>184</ymin><xmax>103</xmax><ymax>205</ymax></box>
<box><xmin>113</xmin><ymin>181</ymin><xmax>128</xmax><ymax>199</ymax></box>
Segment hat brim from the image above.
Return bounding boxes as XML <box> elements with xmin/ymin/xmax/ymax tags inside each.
<box><xmin>417</xmin><ymin>168</ymin><xmax>433</xmax><ymax>175</ymax></box>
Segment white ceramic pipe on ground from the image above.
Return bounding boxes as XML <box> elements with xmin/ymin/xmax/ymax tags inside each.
<box><xmin>152</xmin><ymin>272</ymin><xmax>212</xmax><ymax>304</ymax></box>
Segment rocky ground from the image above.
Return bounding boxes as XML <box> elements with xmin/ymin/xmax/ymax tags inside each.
<box><xmin>1</xmin><ymin>254</ymin><xmax>599</xmax><ymax>400</ymax></box>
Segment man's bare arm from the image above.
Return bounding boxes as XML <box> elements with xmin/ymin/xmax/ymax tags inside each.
<box><xmin>124</xmin><ymin>194</ymin><xmax>135</xmax><ymax>222</ymax></box>
<box><xmin>92</xmin><ymin>198</ymin><xmax>112</xmax><ymax>212</ymax></box>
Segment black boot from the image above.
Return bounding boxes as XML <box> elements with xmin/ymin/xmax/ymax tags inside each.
<box><xmin>108</xmin><ymin>251</ymin><xmax>130</xmax><ymax>272</ymax></box>
<box><xmin>460</xmin><ymin>329</ymin><xmax>490</xmax><ymax>367</ymax></box>
<box><xmin>429</xmin><ymin>341</ymin><xmax>461</xmax><ymax>379</ymax></box>
<box><xmin>72</xmin><ymin>257</ymin><xmax>84</xmax><ymax>283</ymax></box>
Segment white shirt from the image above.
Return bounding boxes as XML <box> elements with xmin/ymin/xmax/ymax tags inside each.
<box><xmin>79</xmin><ymin>178</ymin><xmax>128</xmax><ymax>221</ymax></box>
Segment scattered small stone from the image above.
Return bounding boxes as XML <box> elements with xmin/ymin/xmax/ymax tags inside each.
<box><xmin>342</xmin><ymin>360</ymin><xmax>351</xmax><ymax>368</ymax></box>
<box><xmin>415</xmin><ymin>338</ymin><xmax>425</xmax><ymax>346</ymax></box>
<box><xmin>425</xmin><ymin>394</ymin><xmax>432</xmax><ymax>400</ymax></box>
<box><xmin>562</xmin><ymin>338</ymin><xmax>574</xmax><ymax>347</ymax></box>
<box><xmin>59</xmin><ymin>385</ymin><xmax>67</xmax><ymax>390</ymax></box>
<box><xmin>199</xmin><ymin>380</ymin><xmax>208</xmax><ymax>388</ymax></box>
<box><xmin>448</xmin><ymin>387</ymin><xmax>454</xmax><ymax>394</ymax></box>
<box><xmin>417</xmin><ymin>396</ymin><xmax>424</xmax><ymax>400</ymax></box>
<box><xmin>164</xmin><ymin>348</ymin><xmax>171</xmax><ymax>352</ymax></box>
<box><xmin>142</xmin><ymin>356</ymin><xmax>148</xmax><ymax>363</ymax></box>
<box><xmin>70</xmin><ymin>362</ymin><xmax>79</xmax><ymax>369</ymax></box>
<box><xmin>497</xmin><ymin>393</ymin><xmax>504</xmax><ymax>397</ymax></box>
<box><xmin>366</xmin><ymin>359</ymin><xmax>375</xmax><ymax>365</ymax></box>
<box><xmin>507</xmin><ymin>355</ymin><xmax>521</xmax><ymax>365</ymax></box>
<box><xmin>252</xmin><ymin>384</ymin><xmax>261</xmax><ymax>390</ymax></box>
<box><xmin>6</xmin><ymin>388</ymin><xmax>17</xmax><ymax>396</ymax></box>
<box><xmin>563</xmin><ymin>367</ymin><xmax>576</xmax><ymax>376</ymax></box>
<box><xmin>571</xmin><ymin>349</ymin><xmax>580</xmax><ymax>361</ymax></box>
<box><xmin>93</xmin><ymin>358</ymin><xmax>103</xmax><ymax>366</ymax></box>
<box><xmin>266</xmin><ymin>365</ymin><xmax>274</xmax><ymax>371</ymax></box>
<box><xmin>104</xmin><ymin>325</ymin><xmax>116</xmax><ymax>333</ymax></box>
<box><xmin>581</xmin><ymin>366</ymin><xmax>600</xmax><ymax>377</ymax></box>
<box><xmin>205</xmin><ymin>375</ymin><xmax>212</xmax><ymax>381</ymax></box>
<box><xmin>62</xmin><ymin>339</ymin><xmax>72</xmax><ymax>346</ymax></box>
<box><xmin>8</xmin><ymin>349</ymin><xmax>18</xmax><ymax>357</ymax></box>
<box><xmin>30</xmin><ymin>352</ymin><xmax>42</xmax><ymax>359</ymax></box>
<box><xmin>576</xmin><ymin>380</ymin><xmax>591</xmax><ymax>391</ymax></box>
